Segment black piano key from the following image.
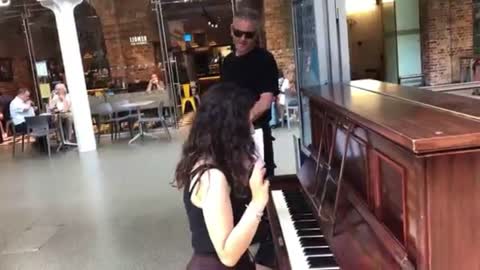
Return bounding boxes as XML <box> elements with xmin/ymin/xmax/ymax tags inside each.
<box><xmin>297</xmin><ymin>229</ymin><xmax>323</xmax><ymax>237</ymax></box>
<box><xmin>285</xmin><ymin>200</ymin><xmax>310</xmax><ymax>207</ymax></box>
<box><xmin>307</xmin><ymin>256</ymin><xmax>338</xmax><ymax>268</ymax></box>
<box><xmin>304</xmin><ymin>247</ymin><xmax>333</xmax><ymax>256</ymax></box>
<box><xmin>288</xmin><ymin>206</ymin><xmax>311</xmax><ymax>213</ymax></box>
<box><xmin>294</xmin><ymin>220</ymin><xmax>319</xmax><ymax>230</ymax></box>
<box><xmin>300</xmin><ymin>237</ymin><xmax>329</xmax><ymax>247</ymax></box>
<box><xmin>285</xmin><ymin>196</ymin><xmax>307</xmax><ymax>202</ymax></box>
<box><xmin>291</xmin><ymin>213</ymin><xmax>315</xmax><ymax>220</ymax></box>
<box><xmin>289</xmin><ymin>209</ymin><xmax>312</xmax><ymax>216</ymax></box>
<box><xmin>293</xmin><ymin>215</ymin><xmax>318</xmax><ymax>222</ymax></box>
<box><xmin>285</xmin><ymin>198</ymin><xmax>306</xmax><ymax>204</ymax></box>
<box><xmin>284</xmin><ymin>195</ymin><xmax>306</xmax><ymax>202</ymax></box>
<box><xmin>283</xmin><ymin>192</ymin><xmax>304</xmax><ymax>200</ymax></box>
<box><xmin>283</xmin><ymin>190</ymin><xmax>302</xmax><ymax>196</ymax></box>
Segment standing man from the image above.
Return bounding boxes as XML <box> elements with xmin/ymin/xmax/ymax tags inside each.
<box><xmin>221</xmin><ymin>8</ymin><xmax>279</xmax><ymax>177</ymax></box>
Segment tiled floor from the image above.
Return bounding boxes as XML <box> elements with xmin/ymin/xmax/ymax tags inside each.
<box><xmin>0</xmin><ymin>126</ymin><xmax>299</xmax><ymax>270</ymax></box>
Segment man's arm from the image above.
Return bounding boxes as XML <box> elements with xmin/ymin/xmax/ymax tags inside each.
<box><xmin>48</xmin><ymin>95</ymin><xmax>57</xmax><ymax>110</ymax></box>
<box><xmin>12</xmin><ymin>100</ymin><xmax>31</xmax><ymax>113</ymax></box>
<box><xmin>250</xmin><ymin>93</ymin><xmax>274</xmax><ymax>122</ymax></box>
<box><xmin>251</xmin><ymin>53</ymin><xmax>279</xmax><ymax>122</ymax></box>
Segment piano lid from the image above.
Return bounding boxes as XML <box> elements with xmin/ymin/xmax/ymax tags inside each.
<box><xmin>304</xmin><ymin>81</ymin><xmax>480</xmax><ymax>154</ymax></box>
<box><xmin>350</xmin><ymin>79</ymin><xmax>480</xmax><ymax>120</ymax></box>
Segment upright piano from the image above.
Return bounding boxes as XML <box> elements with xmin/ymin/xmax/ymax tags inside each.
<box><xmin>268</xmin><ymin>80</ymin><xmax>480</xmax><ymax>270</ymax></box>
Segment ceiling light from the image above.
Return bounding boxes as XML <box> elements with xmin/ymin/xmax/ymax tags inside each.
<box><xmin>345</xmin><ymin>0</ymin><xmax>376</xmax><ymax>14</ymax></box>
<box><xmin>0</xmin><ymin>0</ymin><xmax>11</xmax><ymax>7</ymax></box>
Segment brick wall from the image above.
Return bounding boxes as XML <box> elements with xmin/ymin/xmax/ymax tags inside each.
<box><xmin>264</xmin><ymin>0</ymin><xmax>295</xmax><ymax>76</ymax></box>
<box><xmin>421</xmin><ymin>0</ymin><xmax>473</xmax><ymax>85</ymax></box>
<box><xmin>0</xmin><ymin>19</ymin><xmax>60</xmax><ymax>96</ymax></box>
<box><xmin>0</xmin><ymin>58</ymin><xmax>33</xmax><ymax>97</ymax></box>
<box><xmin>91</xmin><ymin>0</ymin><xmax>295</xmax><ymax>83</ymax></box>
<box><xmin>91</xmin><ymin>0</ymin><xmax>158</xmax><ymax>82</ymax></box>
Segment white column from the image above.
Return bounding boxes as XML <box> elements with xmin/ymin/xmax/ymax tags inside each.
<box><xmin>39</xmin><ymin>0</ymin><xmax>97</xmax><ymax>152</ymax></box>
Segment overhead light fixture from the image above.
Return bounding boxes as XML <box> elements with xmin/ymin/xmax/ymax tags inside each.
<box><xmin>346</xmin><ymin>0</ymin><xmax>376</xmax><ymax>14</ymax></box>
<box><xmin>202</xmin><ymin>6</ymin><xmax>220</xmax><ymax>29</ymax></box>
<box><xmin>0</xmin><ymin>0</ymin><xmax>11</xmax><ymax>7</ymax></box>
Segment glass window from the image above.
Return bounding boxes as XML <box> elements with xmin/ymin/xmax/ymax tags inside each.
<box><xmin>293</xmin><ymin>0</ymin><xmax>326</xmax><ymax>147</ymax></box>
<box><xmin>0</xmin><ymin>2</ymin><xmax>63</xmax><ymax>108</ymax></box>
<box><xmin>294</xmin><ymin>0</ymin><xmax>322</xmax><ymax>90</ymax></box>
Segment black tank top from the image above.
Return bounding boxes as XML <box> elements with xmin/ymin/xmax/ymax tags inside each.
<box><xmin>183</xmin><ymin>164</ymin><xmax>249</xmax><ymax>254</ymax></box>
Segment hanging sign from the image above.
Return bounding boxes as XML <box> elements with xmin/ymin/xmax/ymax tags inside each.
<box><xmin>129</xmin><ymin>35</ymin><xmax>148</xmax><ymax>46</ymax></box>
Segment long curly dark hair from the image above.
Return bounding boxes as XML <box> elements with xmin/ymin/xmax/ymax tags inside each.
<box><xmin>174</xmin><ymin>83</ymin><xmax>258</xmax><ymax>195</ymax></box>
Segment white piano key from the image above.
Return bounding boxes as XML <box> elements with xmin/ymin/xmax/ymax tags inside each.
<box><xmin>272</xmin><ymin>190</ymin><xmax>311</xmax><ymax>269</ymax></box>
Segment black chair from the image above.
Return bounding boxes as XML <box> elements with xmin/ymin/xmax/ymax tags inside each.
<box><xmin>8</xmin><ymin>120</ymin><xmax>26</xmax><ymax>157</ymax></box>
<box><xmin>91</xmin><ymin>102</ymin><xmax>115</xmax><ymax>143</ymax></box>
<box><xmin>25</xmin><ymin>115</ymin><xmax>58</xmax><ymax>157</ymax></box>
<box><xmin>110</xmin><ymin>100</ymin><xmax>134</xmax><ymax>140</ymax></box>
<box><xmin>138</xmin><ymin>101</ymin><xmax>171</xmax><ymax>140</ymax></box>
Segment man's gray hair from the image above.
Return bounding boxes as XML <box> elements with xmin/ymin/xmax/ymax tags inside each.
<box><xmin>234</xmin><ymin>8</ymin><xmax>262</xmax><ymax>27</ymax></box>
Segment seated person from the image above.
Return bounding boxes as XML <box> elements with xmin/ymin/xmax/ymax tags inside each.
<box><xmin>49</xmin><ymin>83</ymin><xmax>74</xmax><ymax>142</ymax></box>
<box><xmin>0</xmin><ymin>94</ymin><xmax>12</xmax><ymax>142</ymax></box>
<box><xmin>146</xmin><ymin>73</ymin><xmax>165</xmax><ymax>92</ymax></box>
<box><xmin>0</xmin><ymin>110</ymin><xmax>4</xmax><ymax>143</ymax></box>
<box><xmin>9</xmin><ymin>88</ymin><xmax>35</xmax><ymax>134</ymax></box>
<box><xmin>175</xmin><ymin>84</ymin><xmax>274</xmax><ymax>270</ymax></box>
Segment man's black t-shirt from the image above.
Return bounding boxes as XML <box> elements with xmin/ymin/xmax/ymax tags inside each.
<box><xmin>221</xmin><ymin>47</ymin><xmax>279</xmax><ymax>127</ymax></box>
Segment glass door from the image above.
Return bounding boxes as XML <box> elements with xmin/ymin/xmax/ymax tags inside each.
<box><xmin>0</xmin><ymin>1</ymin><xmax>63</xmax><ymax>109</ymax></box>
<box><xmin>153</xmin><ymin>1</ymin><xmax>179</xmax><ymax>127</ymax></box>
<box><xmin>382</xmin><ymin>0</ymin><xmax>399</xmax><ymax>84</ymax></box>
<box><xmin>152</xmin><ymin>0</ymin><xmax>236</xmax><ymax>127</ymax></box>
<box><xmin>292</xmin><ymin>0</ymin><xmax>323</xmax><ymax>147</ymax></box>
<box><xmin>292</xmin><ymin>0</ymin><xmax>350</xmax><ymax>148</ymax></box>
<box><xmin>382</xmin><ymin>0</ymin><xmax>423</xmax><ymax>86</ymax></box>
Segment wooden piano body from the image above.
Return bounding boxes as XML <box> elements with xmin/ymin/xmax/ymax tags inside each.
<box><xmin>268</xmin><ymin>80</ymin><xmax>480</xmax><ymax>270</ymax></box>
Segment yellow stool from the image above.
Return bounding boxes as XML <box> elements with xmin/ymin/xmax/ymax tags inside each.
<box><xmin>181</xmin><ymin>83</ymin><xmax>197</xmax><ymax>114</ymax></box>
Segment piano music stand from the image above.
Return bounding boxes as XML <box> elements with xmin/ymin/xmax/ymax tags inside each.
<box><xmin>316</xmin><ymin>115</ymin><xmax>356</xmax><ymax>236</ymax></box>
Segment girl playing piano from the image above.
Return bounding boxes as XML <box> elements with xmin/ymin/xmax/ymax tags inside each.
<box><xmin>174</xmin><ymin>83</ymin><xmax>273</xmax><ymax>270</ymax></box>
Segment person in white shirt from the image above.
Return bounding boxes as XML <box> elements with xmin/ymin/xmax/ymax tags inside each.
<box><xmin>277</xmin><ymin>69</ymin><xmax>297</xmax><ymax>124</ymax></box>
<box><xmin>49</xmin><ymin>83</ymin><xmax>74</xmax><ymax>141</ymax></box>
<box><xmin>9</xmin><ymin>88</ymin><xmax>35</xmax><ymax>134</ymax></box>
<box><xmin>49</xmin><ymin>83</ymin><xmax>71</xmax><ymax>113</ymax></box>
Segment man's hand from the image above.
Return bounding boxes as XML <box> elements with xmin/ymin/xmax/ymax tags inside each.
<box><xmin>250</xmin><ymin>92</ymin><xmax>274</xmax><ymax>122</ymax></box>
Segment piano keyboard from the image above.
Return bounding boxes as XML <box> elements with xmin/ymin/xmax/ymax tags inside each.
<box><xmin>272</xmin><ymin>190</ymin><xmax>340</xmax><ymax>270</ymax></box>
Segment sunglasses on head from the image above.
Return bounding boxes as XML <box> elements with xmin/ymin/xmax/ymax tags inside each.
<box><xmin>232</xmin><ymin>28</ymin><xmax>256</xmax><ymax>39</ymax></box>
